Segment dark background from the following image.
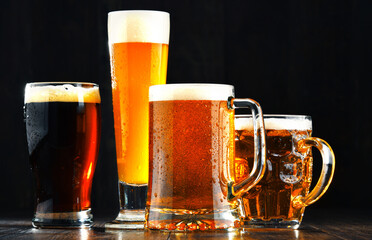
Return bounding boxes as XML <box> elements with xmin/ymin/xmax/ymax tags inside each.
<box><xmin>1</xmin><ymin>0</ymin><xmax>371</xmax><ymax>219</ymax></box>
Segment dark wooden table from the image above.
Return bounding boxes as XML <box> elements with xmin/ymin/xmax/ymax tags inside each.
<box><xmin>0</xmin><ymin>209</ymin><xmax>371</xmax><ymax>239</ymax></box>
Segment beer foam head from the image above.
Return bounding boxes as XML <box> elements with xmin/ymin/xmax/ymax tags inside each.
<box><xmin>149</xmin><ymin>84</ymin><xmax>235</xmax><ymax>101</ymax></box>
<box><xmin>25</xmin><ymin>83</ymin><xmax>101</xmax><ymax>103</ymax></box>
<box><xmin>108</xmin><ymin>10</ymin><xmax>170</xmax><ymax>44</ymax></box>
<box><xmin>235</xmin><ymin>115</ymin><xmax>312</xmax><ymax>131</ymax></box>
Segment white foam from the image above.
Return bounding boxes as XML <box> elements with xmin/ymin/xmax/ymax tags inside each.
<box><xmin>25</xmin><ymin>84</ymin><xmax>101</xmax><ymax>103</ymax></box>
<box><xmin>235</xmin><ymin>116</ymin><xmax>312</xmax><ymax>131</ymax></box>
<box><xmin>108</xmin><ymin>10</ymin><xmax>170</xmax><ymax>44</ymax></box>
<box><xmin>149</xmin><ymin>84</ymin><xmax>235</xmax><ymax>101</ymax></box>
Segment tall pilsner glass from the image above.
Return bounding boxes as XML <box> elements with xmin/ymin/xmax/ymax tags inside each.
<box><xmin>106</xmin><ymin>10</ymin><xmax>170</xmax><ymax>229</ymax></box>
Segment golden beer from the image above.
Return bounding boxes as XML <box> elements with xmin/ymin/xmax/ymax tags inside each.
<box><xmin>107</xmin><ymin>10</ymin><xmax>170</xmax><ymax>228</ymax></box>
<box><xmin>235</xmin><ymin>115</ymin><xmax>335</xmax><ymax>229</ymax></box>
<box><xmin>236</xmin><ymin>128</ymin><xmax>312</xmax><ymax>222</ymax></box>
<box><xmin>110</xmin><ymin>42</ymin><xmax>168</xmax><ymax>184</ymax></box>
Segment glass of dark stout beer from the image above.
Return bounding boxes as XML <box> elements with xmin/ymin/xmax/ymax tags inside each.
<box><xmin>24</xmin><ymin>82</ymin><xmax>101</xmax><ymax>228</ymax></box>
<box><xmin>146</xmin><ymin>84</ymin><xmax>266</xmax><ymax>231</ymax></box>
<box><xmin>235</xmin><ymin>115</ymin><xmax>335</xmax><ymax>229</ymax></box>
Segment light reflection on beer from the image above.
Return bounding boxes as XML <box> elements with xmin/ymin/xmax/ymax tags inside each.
<box><xmin>87</xmin><ymin>162</ymin><xmax>93</xmax><ymax>180</ymax></box>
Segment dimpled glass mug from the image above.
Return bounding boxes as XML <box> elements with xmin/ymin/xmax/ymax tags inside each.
<box><xmin>146</xmin><ymin>84</ymin><xmax>266</xmax><ymax>231</ymax></box>
<box><xmin>234</xmin><ymin>115</ymin><xmax>335</xmax><ymax>229</ymax></box>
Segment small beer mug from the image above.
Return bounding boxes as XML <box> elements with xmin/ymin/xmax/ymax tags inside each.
<box><xmin>146</xmin><ymin>84</ymin><xmax>266</xmax><ymax>231</ymax></box>
<box><xmin>235</xmin><ymin>115</ymin><xmax>335</xmax><ymax>229</ymax></box>
<box><xmin>24</xmin><ymin>82</ymin><xmax>101</xmax><ymax>228</ymax></box>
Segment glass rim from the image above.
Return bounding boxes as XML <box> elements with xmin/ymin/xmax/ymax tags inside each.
<box><xmin>108</xmin><ymin>10</ymin><xmax>170</xmax><ymax>16</ymax></box>
<box><xmin>235</xmin><ymin>114</ymin><xmax>312</xmax><ymax>130</ymax></box>
<box><xmin>235</xmin><ymin>114</ymin><xmax>311</xmax><ymax>120</ymax></box>
<box><xmin>26</xmin><ymin>82</ymin><xmax>99</xmax><ymax>88</ymax></box>
<box><xmin>150</xmin><ymin>83</ymin><xmax>234</xmax><ymax>88</ymax></box>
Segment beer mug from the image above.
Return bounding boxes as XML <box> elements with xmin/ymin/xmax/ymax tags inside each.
<box><xmin>235</xmin><ymin>115</ymin><xmax>335</xmax><ymax>229</ymax></box>
<box><xmin>24</xmin><ymin>82</ymin><xmax>101</xmax><ymax>228</ymax></box>
<box><xmin>146</xmin><ymin>84</ymin><xmax>266</xmax><ymax>231</ymax></box>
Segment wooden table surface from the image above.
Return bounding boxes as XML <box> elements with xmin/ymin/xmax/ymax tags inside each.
<box><xmin>0</xmin><ymin>209</ymin><xmax>371</xmax><ymax>239</ymax></box>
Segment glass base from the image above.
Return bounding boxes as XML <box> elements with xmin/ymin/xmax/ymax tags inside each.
<box><xmin>105</xmin><ymin>209</ymin><xmax>145</xmax><ymax>229</ymax></box>
<box><xmin>242</xmin><ymin>218</ymin><xmax>301</xmax><ymax>229</ymax></box>
<box><xmin>32</xmin><ymin>209</ymin><xmax>92</xmax><ymax>228</ymax></box>
<box><xmin>146</xmin><ymin>207</ymin><xmax>240</xmax><ymax>231</ymax></box>
<box><xmin>105</xmin><ymin>182</ymin><xmax>147</xmax><ymax>230</ymax></box>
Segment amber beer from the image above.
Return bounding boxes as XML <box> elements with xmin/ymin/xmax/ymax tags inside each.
<box><xmin>235</xmin><ymin>115</ymin><xmax>313</xmax><ymax>228</ymax></box>
<box><xmin>24</xmin><ymin>83</ymin><xmax>101</xmax><ymax>228</ymax></box>
<box><xmin>107</xmin><ymin>10</ymin><xmax>170</xmax><ymax>227</ymax></box>
<box><xmin>147</xmin><ymin>84</ymin><xmax>240</xmax><ymax>231</ymax></box>
<box><xmin>148</xmin><ymin>99</ymin><xmax>234</xmax><ymax>209</ymax></box>
<box><xmin>146</xmin><ymin>84</ymin><xmax>267</xmax><ymax>231</ymax></box>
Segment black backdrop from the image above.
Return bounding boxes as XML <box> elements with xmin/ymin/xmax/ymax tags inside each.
<box><xmin>1</xmin><ymin>0</ymin><xmax>371</xmax><ymax>219</ymax></box>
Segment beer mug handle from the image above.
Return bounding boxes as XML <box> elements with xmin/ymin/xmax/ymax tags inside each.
<box><xmin>227</xmin><ymin>98</ymin><xmax>266</xmax><ymax>201</ymax></box>
<box><xmin>293</xmin><ymin>137</ymin><xmax>335</xmax><ymax>208</ymax></box>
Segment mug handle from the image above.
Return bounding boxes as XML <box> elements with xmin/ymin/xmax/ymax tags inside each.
<box><xmin>293</xmin><ymin>137</ymin><xmax>335</xmax><ymax>208</ymax></box>
<box><xmin>227</xmin><ymin>98</ymin><xmax>266</xmax><ymax>201</ymax></box>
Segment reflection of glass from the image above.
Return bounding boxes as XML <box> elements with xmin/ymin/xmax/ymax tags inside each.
<box><xmin>241</xmin><ymin>229</ymin><xmax>301</xmax><ymax>239</ymax></box>
<box><xmin>146</xmin><ymin>84</ymin><xmax>266</xmax><ymax>231</ymax></box>
<box><xmin>235</xmin><ymin>115</ymin><xmax>335</xmax><ymax>229</ymax></box>
<box><xmin>106</xmin><ymin>10</ymin><xmax>170</xmax><ymax>229</ymax></box>
<box><xmin>24</xmin><ymin>82</ymin><xmax>101</xmax><ymax>228</ymax></box>
<box><xmin>79</xmin><ymin>229</ymin><xmax>89</xmax><ymax>240</ymax></box>
<box><xmin>105</xmin><ymin>230</ymin><xmax>169</xmax><ymax>240</ymax></box>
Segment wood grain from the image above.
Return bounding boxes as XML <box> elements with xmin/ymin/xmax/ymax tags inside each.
<box><xmin>0</xmin><ymin>210</ymin><xmax>371</xmax><ymax>240</ymax></box>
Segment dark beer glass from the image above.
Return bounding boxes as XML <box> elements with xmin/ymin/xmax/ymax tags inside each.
<box><xmin>24</xmin><ymin>82</ymin><xmax>101</xmax><ymax>228</ymax></box>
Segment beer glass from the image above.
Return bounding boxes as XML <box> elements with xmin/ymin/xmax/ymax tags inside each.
<box><xmin>235</xmin><ymin>115</ymin><xmax>335</xmax><ymax>229</ymax></box>
<box><xmin>107</xmin><ymin>10</ymin><xmax>170</xmax><ymax>229</ymax></box>
<box><xmin>146</xmin><ymin>84</ymin><xmax>266</xmax><ymax>231</ymax></box>
<box><xmin>24</xmin><ymin>82</ymin><xmax>101</xmax><ymax>228</ymax></box>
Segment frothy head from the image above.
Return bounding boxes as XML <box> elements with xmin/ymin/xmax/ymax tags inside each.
<box><xmin>235</xmin><ymin>115</ymin><xmax>312</xmax><ymax>131</ymax></box>
<box><xmin>25</xmin><ymin>83</ymin><xmax>101</xmax><ymax>103</ymax></box>
<box><xmin>149</xmin><ymin>84</ymin><xmax>235</xmax><ymax>101</ymax></box>
<box><xmin>108</xmin><ymin>10</ymin><xmax>170</xmax><ymax>44</ymax></box>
